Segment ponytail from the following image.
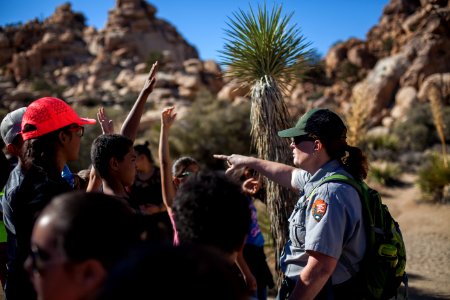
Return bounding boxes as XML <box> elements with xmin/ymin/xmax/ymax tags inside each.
<box><xmin>341</xmin><ymin>145</ymin><xmax>368</xmax><ymax>180</ymax></box>
<box><xmin>322</xmin><ymin>137</ymin><xmax>368</xmax><ymax>180</ymax></box>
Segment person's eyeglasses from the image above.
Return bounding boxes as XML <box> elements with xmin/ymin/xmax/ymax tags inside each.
<box><xmin>29</xmin><ymin>245</ymin><xmax>69</xmax><ymax>274</ymax></box>
<box><xmin>291</xmin><ymin>135</ymin><xmax>315</xmax><ymax>145</ymax></box>
<box><xmin>29</xmin><ymin>245</ymin><xmax>52</xmax><ymax>274</ymax></box>
<box><xmin>177</xmin><ymin>171</ymin><xmax>193</xmax><ymax>178</ymax></box>
<box><xmin>67</xmin><ymin>126</ymin><xmax>84</xmax><ymax>137</ymax></box>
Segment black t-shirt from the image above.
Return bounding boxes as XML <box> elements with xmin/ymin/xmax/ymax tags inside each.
<box><xmin>129</xmin><ymin>167</ymin><xmax>163</xmax><ymax>207</ymax></box>
<box><xmin>7</xmin><ymin>165</ymin><xmax>72</xmax><ymax>300</ymax></box>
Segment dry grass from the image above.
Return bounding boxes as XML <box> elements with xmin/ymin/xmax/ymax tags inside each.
<box><xmin>346</xmin><ymin>86</ymin><xmax>369</xmax><ymax>147</ymax></box>
<box><xmin>429</xmin><ymin>82</ymin><xmax>448</xmax><ymax>167</ymax></box>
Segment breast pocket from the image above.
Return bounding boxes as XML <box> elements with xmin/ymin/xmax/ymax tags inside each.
<box><xmin>289</xmin><ymin>200</ymin><xmax>308</xmax><ymax>250</ymax></box>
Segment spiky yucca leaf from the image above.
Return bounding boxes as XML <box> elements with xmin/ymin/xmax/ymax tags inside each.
<box><xmin>220</xmin><ymin>3</ymin><xmax>311</xmax><ymax>94</ymax></box>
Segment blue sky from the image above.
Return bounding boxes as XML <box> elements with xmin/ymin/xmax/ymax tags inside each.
<box><xmin>0</xmin><ymin>0</ymin><xmax>389</xmax><ymax>61</ymax></box>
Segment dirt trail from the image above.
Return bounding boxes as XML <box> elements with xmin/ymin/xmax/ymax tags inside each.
<box><xmin>375</xmin><ymin>173</ymin><xmax>450</xmax><ymax>300</ymax></box>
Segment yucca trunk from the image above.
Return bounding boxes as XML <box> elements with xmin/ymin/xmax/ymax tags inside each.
<box><xmin>251</xmin><ymin>76</ymin><xmax>296</xmax><ymax>265</ymax></box>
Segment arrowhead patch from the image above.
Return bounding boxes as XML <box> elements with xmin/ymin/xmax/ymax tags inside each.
<box><xmin>312</xmin><ymin>199</ymin><xmax>327</xmax><ymax>222</ymax></box>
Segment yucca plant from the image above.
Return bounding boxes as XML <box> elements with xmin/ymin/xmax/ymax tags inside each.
<box><xmin>220</xmin><ymin>3</ymin><xmax>311</xmax><ymax>268</ymax></box>
<box><xmin>346</xmin><ymin>86</ymin><xmax>370</xmax><ymax>147</ymax></box>
<box><xmin>429</xmin><ymin>81</ymin><xmax>448</xmax><ymax>167</ymax></box>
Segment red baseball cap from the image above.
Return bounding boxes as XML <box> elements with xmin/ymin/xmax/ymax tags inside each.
<box><xmin>21</xmin><ymin>97</ymin><xmax>96</xmax><ymax>141</ymax></box>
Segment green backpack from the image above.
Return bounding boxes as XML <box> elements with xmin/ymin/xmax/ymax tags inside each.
<box><xmin>318</xmin><ymin>174</ymin><xmax>408</xmax><ymax>300</ymax></box>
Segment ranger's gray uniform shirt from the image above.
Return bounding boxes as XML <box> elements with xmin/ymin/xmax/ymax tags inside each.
<box><xmin>280</xmin><ymin>160</ymin><xmax>366</xmax><ymax>284</ymax></box>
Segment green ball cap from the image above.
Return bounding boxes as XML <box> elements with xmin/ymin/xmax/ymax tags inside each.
<box><xmin>277</xmin><ymin>108</ymin><xmax>324</xmax><ymax>138</ymax></box>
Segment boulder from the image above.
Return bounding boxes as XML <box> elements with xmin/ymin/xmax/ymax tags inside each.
<box><xmin>400</xmin><ymin>37</ymin><xmax>450</xmax><ymax>88</ymax></box>
<box><xmin>352</xmin><ymin>53</ymin><xmax>410</xmax><ymax>120</ymax></box>
<box><xmin>347</xmin><ymin>44</ymin><xmax>376</xmax><ymax>69</ymax></box>
<box><xmin>217</xmin><ymin>80</ymin><xmax>250</xmax><ymax>101</ymax></box>
<box><xmin>183</xmin><ymin>58</ymin><xmax>203</xmax><ymax>74</ymax></box>
<box><xmin>325</xmin><ymin>43</ymin><xmax>347</xmax><ymax>78</ymax></box>
<box><xmin>391</xmin><ymin>86</ymin><xmax>417</xmax><ymax>121</ymax></box>
<box><xmin>175</xmin><ymin>73</ymin><xmax>201</xmax><ymax>90</ymax></box>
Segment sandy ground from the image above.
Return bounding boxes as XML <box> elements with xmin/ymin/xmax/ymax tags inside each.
<box><xmin>378</xmin><ymin>173</ymin><xmax>450</xmax><ymax>299</ymax></box>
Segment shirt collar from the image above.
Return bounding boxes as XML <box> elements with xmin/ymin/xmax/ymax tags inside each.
<box><xmin>309</xmin><ymin>159</ymin><xmax>342</xmax><ymax>184</ymax></box>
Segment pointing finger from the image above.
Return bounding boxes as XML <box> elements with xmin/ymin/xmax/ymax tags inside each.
<box><xmin>213</xmin><ymin>154</ymin><xmax>228</xmax><ymax>161</ymax></box>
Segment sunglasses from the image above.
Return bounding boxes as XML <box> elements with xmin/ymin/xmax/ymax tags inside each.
<box><xmin>291</xmin><ymin>135</ymin><xmax>316</xmax><ymax>145</ymax></box>
<box><xmin>177</xmin><ymin>171</ymin><xmax>193</xmax><ymax>178</ymax></box>
<box><xmin>66</xmin><ymin>126</ymin><xmax>84</xmax><ymax>137</ymax></box>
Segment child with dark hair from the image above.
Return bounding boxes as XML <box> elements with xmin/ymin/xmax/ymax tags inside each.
<box><xmin>25</xmin><ymin>191</ymin><xmax>141</xmax><ymax>300</ymax></box>
<box><xmin>90</xmin><ymin>134</ymin><xmax>136</xmax><ymax>204</ymax></box>
<box><xmin>171</xmin><ymin>156</ymin><xmax>199</xmax><ymax>183</ymax></box>
<box><xmin>88</xmin><ymin>63</ymin><xmax>172</xmax><ymax>243</ymax></box>
<box><xmin>172</xmin><ymin>170</ymin><xmax>251</xmax><ymax>296</ymax></box>
<box><xmin>159</xmin><ymin>106</ymin><xmax>200</xmax><ymax>244</ymax></box>
<box><xmin>129</xmin><ymin>141</ymin><xmax>173</xmax><ymax>242</ymax></box>
<box><xmin>8</xmin><ymin>97</ymin><xmax>96</xmax><ymax>300</ymax></box>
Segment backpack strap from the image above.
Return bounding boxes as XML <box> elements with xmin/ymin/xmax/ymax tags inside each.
<box><xmin>319</xmin><ymin>174</ymin><xmax>375</xmax><ymax>229</ymax></box>
<box><xmin>308</xmin><ymin>173</ymin><xmax>364</xmax><ymax>278</ymax></box>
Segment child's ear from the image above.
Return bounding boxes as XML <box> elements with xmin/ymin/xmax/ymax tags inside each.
<box><xmin>74</xmin><ymin>259</ymin><xmax>107</xmax><ymax>297</ymax></box>
<box><xmin>58</xmin><ymin>130</ymin><xmax>71</xmax><ymax>145</ymax></box>
<box><xmin>173</xmin><ymin>176</ymin><xmax>181</xmax><ymax>186</ymax></box>
<box><xmin>109</xmin><ymin>157</ymin><xmax>119</xmax><ymax>171</ymax></box>
<box><xmin>314</xmin><ymin>140</ymin><xmax>323</xmax><ymax>151</ymax></box>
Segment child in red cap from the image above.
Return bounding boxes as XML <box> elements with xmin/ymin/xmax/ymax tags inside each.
<box><xmin>5</xmin><ymin>97</ymin><xmax>96</xmax><ymax>300</ymax></box>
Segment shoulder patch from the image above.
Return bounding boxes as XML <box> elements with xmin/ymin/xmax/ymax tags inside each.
<box><xmin>312</xmin><ymin>199</ymin><xmax>327</xmax><ymax>222</ymax></box>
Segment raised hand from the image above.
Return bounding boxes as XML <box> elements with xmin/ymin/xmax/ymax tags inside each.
<box><xmin>161</xmin><ymin>106</ymin><xmax>177</xmax><ymax>129</ymax></box>
<box><xmin>141</xmin><ymin>61</ymin><xmax>158</xmax><ymax>95</ymax></box>
<box><xmin>242</xmin><ymin>177</ymin><xmax>260</xmax><ymax>196</ymax></box>
<box><xmin>97</xmin><ymin>107</ymin><xmax>114</xmax><ymax>134</ymax></box>
<box><xmin>120</xmin><ymin>61</ymin><xmax>158</xmax><ymax>141</ymax></box>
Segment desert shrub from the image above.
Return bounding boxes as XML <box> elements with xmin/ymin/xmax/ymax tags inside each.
<box><xmin>336</xmin><ymin>60</ymin><xmax>359</xmax><ymax>83</ymax></box>
<box><xmin>32</xmin><ymin>78</ymin><xmax>52</xmax><ymax>91</ymax></box>
<box><xmin>362</xmin><ymin>133</ymin><xmax>400</xmax><ymax>161</ymax></box>
<box><xmin>169</xmin><ymin>90</ymin><xmax>253</xmax><ymax>169</ymax></box>
<box><xmin>383</xmin><ymin>38</ymin><xmax>394</xmax><ymax>53</ymax></box>
<box><xmin>146</xmin><ymin>51</ymin><xmax>164</xmax><ymax>69</ymax></box>
<box><xmin>368</xmin><ymin>160</ymin><xmax>402</xmax><ymax>186</ymax></box>
<box><xmin>31</xmin><ymin>78</ymin><xmax>66</xmax><ymax>98</ymax></box>
<box><xmin>73</xmin><ymin>13</ymin><xmax>86</xmax><ymax>26</ymax></box>
<box><xmin>302</xmin><ymin>49</ymin><xmax>328</xmax><ymax>85</ymax></box>
<box><xmin>393</xmin><ymin>103</ymin><xmax>450</xmax><ymax>152</ymax></box>
<box><xmin>417</xmin><ymin>152</ymin><xmax>450</xmax><ymax>203</ymax></box>
<box><xmin>307</xmin><ymin>91</ymin><xmax>324</xmax><ymax>100</ymax></box>
<box><xmin>397</xmin><ymin>151</ymin><xmax>425</xmax><ymax>173</ymax></box>
<box><xmin>3</xmin><ymin>22</ymin><xmax>23</xmax><ymax>28</ymax></box>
